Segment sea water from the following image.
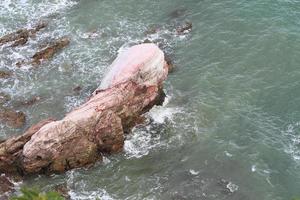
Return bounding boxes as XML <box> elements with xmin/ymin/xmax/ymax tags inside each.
<box><xmin>1</xmin><ymin>0</ymin><xmax>300</xmax><ymax>199</ymax></box>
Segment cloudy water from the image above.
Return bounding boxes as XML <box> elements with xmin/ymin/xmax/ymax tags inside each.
<box><xmin>1</xmin><ymin>0</ymin><xmax>300</xmax><ymax>199</ymax></box>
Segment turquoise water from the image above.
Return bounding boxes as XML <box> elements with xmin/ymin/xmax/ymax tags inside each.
<box><xmin>1</xmin><ymin>0</ymin><xmax>300</xmax><ymax>199</ymax></box>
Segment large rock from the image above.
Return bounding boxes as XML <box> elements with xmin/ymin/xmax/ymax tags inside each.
<box><xmin>0</xmin><ymin>43</ymin><xmax>169</xmax><ymax>175</ymax></box>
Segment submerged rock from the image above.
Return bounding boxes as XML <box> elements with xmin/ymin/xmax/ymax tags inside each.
<box><xmin>168</xmin><ymin>8</ymin><xmax>188</xmax><ymax>19</ymax></box>
<box><xmin>144</xmin><ymin>24</ymin><xmax>161</xmax><ymax>35</ymax></box>
<box><xmin>14</xmin><ymin>96</ymin><xmax>41</xmax><ymax>107</ymax></box>
<box><xmin>0</xmin><ymin>71</ymin><xmax>12</xmax><ymax>79</ymax></box>
<box><xmin>0</xmin><ymin>108</ymin><xmax>26</xmax><ymax>128</ymax></box>
<box><xmin>176</xmin><ymin>21</ymin><xmax>192</xmax><ymax>34</ymax></box>
<box><xmin>0</xmin><ymin>93</ymin><xmax>10</xmax><ymax>105</ymax></box>
<box><xmin>73</xmin><ymin>86</ymin><xmax>82</xmax><ymax>94</ymax></box>
<box><xmin>16</xmin><ymin>37</ymin><xmax>70</xmax><ymax>67</ymax></box>
<box><xmin>31</xmin><ymin>37</ymin><xmax>70</xmax><ymax>65</ymax></box>
<box><xmin>0</xmin><ymin>22</ymin><xmax>47</xmax><ymax>47</ymax></box>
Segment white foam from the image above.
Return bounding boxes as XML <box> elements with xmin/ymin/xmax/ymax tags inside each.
<box><xmin>282</xmin><ymin>122</ymin><xmax>300</xmax><ymax>162</ymax></box>
<box><xmin>251</xmin><ymin>165</ymin><xmax>257</xmax><ymax>172</ymax></box>
<box><xmin>124</xmin><ymin>95</ymin><xmax>181</xmax><ymax>158</ymax></box>
<box><xmin>0</xmin><ymin>0</ymin><xmax>77</xmax><ymax>26</ymax></box>
<box><xmin>69</xmin><ymin>190</ymin><xmax>114</xmax><ymax>200</ymax></box>
<box><xmin>124</xmin><ymin>127</ymin><xmax>159</xmax><ymax>158</ymax></box>
<box><xmin>224</xmin><ymin>151</ymin><xmax>233</xmax><ymax>157</ymax></box>
<box><xmin>148</xmin><ymin>95</ymin><xmax>182</xmax><ymax>124</ymax></box>
<box><xmin>189</xmin><ymin>169</ymin><xmax>199</xmax><ymax>175</ymax></box>
<box><xmin>226</xmin><ymin>182</ymin><xmax>239</xmax><ymax>193</ymax></box>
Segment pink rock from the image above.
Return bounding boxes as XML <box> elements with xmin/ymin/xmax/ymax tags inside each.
<box><xmin>100</xmin><ymin>43</ymin><xmax>168</xmax><ymax>89</ymax></box>
<box><xmin>0</xmin><ymin>43</ymin><xmax>169</xmax><ymax>174</ymax></box>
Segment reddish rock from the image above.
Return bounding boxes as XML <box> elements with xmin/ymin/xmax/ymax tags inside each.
<box><xmin>0</xmin><ymin>175</ymin><xmax>14</xmax><ymax>194</ymax></box>
<box><xmin>0</xmin><ymin>43</ymin><xmax>170</xmax><ymax>175</ymax></box>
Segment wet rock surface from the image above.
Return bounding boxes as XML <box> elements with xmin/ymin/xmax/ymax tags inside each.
<box><xmin>0</xmin><ymin>175</ymin><xmax>14</xmax><ymax>197</ymax></box>
<box><xmin>0</xmin><ymin>22</ymin><xmax>47</xmax><ymax>47</ymax></box>
<box><xmin>30</xmin><ymin>37</ymin><xmax>70</xmax><ymax>65</ymax></box>
<box><xmin>16</xmin><ymin>37</ymin><xmax>70</xmax><ymax>67</ymax></box>
<box><xmin>14</xmin><ymin>96</ymin><xmax>41</xmax><ymax>108</ymax></box>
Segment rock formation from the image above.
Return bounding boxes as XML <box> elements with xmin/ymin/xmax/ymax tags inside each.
<box><xmin>16</xmin><ymin>37</ymin><xmax>70</xmax><ymax>67</ymax></box>
<box><xmin>0</xmin><ymin>22</ymin><xmax>47</xmax><ymax>47</ymax></box>
<box><xmin>176</xmin><ymin>21</ymin><xmax>192</xmax><ymax>34</ymax></box>
<box><xmin>0</xmin><ymin>43</ymin><xmax>169</xmax><ymax>175</ymax></box>
<box><xmin>30</xmin><ymin>37</ymin><xmax>70</xmax><ymax>65</ymax></box>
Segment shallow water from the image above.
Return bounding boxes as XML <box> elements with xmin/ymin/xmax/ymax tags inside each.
<box><xmin>1</xmin><ymin>0</ymin><xmax>300</xmax><ymax>199</ymax></box>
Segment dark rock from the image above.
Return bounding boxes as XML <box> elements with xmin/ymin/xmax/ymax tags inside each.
<box><xmin>0</xmin><ymin>175</ymin><xmax>14</xmax><ymax>194</ymax></box>
<box><xmin>73</xmin><ymin>86</ymin><xmax>82</xmax><ymax>94</ymax></box>
<box><xmin>30</xmin><ymin>37</ymin><xmax>70</xmax><ymax>65</ymax></box>
<box><xmin>142</xmin><ymin>39</ymin><xmax>153</xmax><ymax>44</ymax></box>
<box><xmin>176</xmin><ymin>21</ymin><xmax>192</xmax><ymax>34</ymax></box>
<box><xmin>15</xmin><ymin>96</ymin><xmax>41</xmax><ymax>107</ymax></box>
<box><xmin>0</xmin><ymin>71</ymin><xmax>12</xmax><ymax>79</ymax></box>
<box><xmin>54</xmin><ymin>183</ymin><xmax>70</xmax><ymax>200</ymax></box>
<box><xmin>0</xmin><ymin>108</ymin><xmax>26</xmax><ymax>128</ymax></box>
<box><xmin>0</xmin><ymin>93</ymin><xmax>11</xmax><ymax>105</ymax></box>
<box><xmin>164</xmin><ymin>53</ymin><xmax>174</xmax><ymax>73</ymax></box>
<box><xmin>144</xmin><ymin>24</ymin><xmax>161</xmax><ymax>35</ymax></box>
<box><xmin>10</xmin><ymin>37</ymin><xmax>28</xmax><ymax>47</ymax></box>
<box><xmin>0</xmin><ymin>22</ymin><xmax>47</xmax><ymax>47</ymax></box>
<box><xmin>168</xmin><ymin>8</ymin><xmax>188</xmax><ymax>19</ymax></box>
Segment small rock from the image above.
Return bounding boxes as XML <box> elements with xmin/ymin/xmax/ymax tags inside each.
<box><xmin>0</xmin><ymin>22</ymin><xmax>47</xmax><ymax>47</ymax></box>
<box><xmin>0</xmin><ymin>175</ymin><xmax>14</xmax><ymax>194</ymax></box>
<box><xmin>31</xmin><ymin>37</ymin><xmax>70</xmax><ymax>65</ymax></box>
<box><xmin>0</xmin><ymin>93</ymin><xmax>11</xmax><ymax>105</ymax></box>
<box><xmin>0</xmin><ymin>108</ymin><xmax>26</xmax><ymax>128</ymax></box>
<box><xmin>142</xmin><ymin>39</ymin><xmax>153</xmax><ymax>44</ymax></box>
<box><xmin>176</xmin><ymin>21</ymin><xmax>192</xmax><ymax>34</ymax></box>
<box><xmin>54</xmin><ymin>183</ymin><xmax>70</xmax><ymax>200</ymax></box>
<box><xmin>10</xmin><ymin>37</ymin><xmax>28</xmax><ymax>47</ymax></box>
<box><xmin>73</xmin><ymin>86</ymin><xmax>82</xmax><ymax>93</ymax></box>
<box><xmin>144</xmin><ymin>24</ymin><xmax>160</xmax><ymax>35</ymax></box>
<box><xmin>22</xmin><ymin>96</ymin><xmax>41</xmax><ymax>106</ymax></box>
<box><xmin>164</xmin><ymin>53</ymin><xmax>174</xmax><ymax>72</ymax></box>
<box><xmin>0</xmin><ymin>71</ymin><xmax>12</xmax><ymax>79</ymax></box>
<box><xmin>15</xmin><ymin>96</ymin><xmax>41</xmax><ymax>107</ymax></box>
